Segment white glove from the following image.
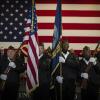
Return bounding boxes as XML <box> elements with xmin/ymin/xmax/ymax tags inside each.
<box><xmin>9</xmin><ymin>62</ymin><xmax>16</xmax><ymax>68</ymax></box>
<box><xmin>56</xmin><ymin>76</ymin><xmax>63</xmax><ymax>84</ymax></box>
<box><xmin>81</xmin><ymin>73</ymin><xmax>88</xmax><ymax>79</ymax></box>
<box><xmin>89</xmin><ymin>57</ymin><xmax>97</xmax><ymax>65</ymax></box>
<box><xmin>0</xmin><ymin>74</ymin><xmax>7</xmax><ymax>80</ymax></box>
<box><xmin>59</xmin><ymin>56</ymin><xmax>65</xmax><ymax>63</ymax></box>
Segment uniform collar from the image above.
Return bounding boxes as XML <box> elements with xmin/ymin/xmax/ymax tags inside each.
<box><xmin>39</xmin><ymin>54</ymin><xmax>43</xmax><ymax>59</ymax></box>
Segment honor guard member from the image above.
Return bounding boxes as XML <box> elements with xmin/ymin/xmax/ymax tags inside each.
<box><xmin>55</xmin><ymin>39</ymin><xmax>80</xmax><ymax>100</ymax></box>
<box><xmin>80</xmin><ymin>46</ymin><xmax>100</xmax><ymax>100</ymax></box>
<box><xmin>32</xmin><ymin>43</ymin><xmax>51</xmax><ymax>100</ymax></box>
<box><xmin>0</xmin><ymin>46</ymin><xmax>26</xmax><ymax>100</ymax></box>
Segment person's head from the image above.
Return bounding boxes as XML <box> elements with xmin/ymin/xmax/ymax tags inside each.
<box><xmin>82</xmin><ymin>46</ymin><xmax>91</xmax><ymax>60</ymax></box>
<box><xmin>7</xmin><ymin>46</ymin><xmax>16</xmax><ymax>60</ymax></box>
<box><xmin>39</xmin><ymin>43</ymin><xmax>44</xmax><ymax>56</ymax></box>
<box><xmin>61</xmin><ymin>39</ymin><xmax>69</xmax><ymax>53</ymax></box>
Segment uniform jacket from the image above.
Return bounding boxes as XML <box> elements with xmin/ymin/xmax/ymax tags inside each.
<box><xmin>80</xmin><ymin>57</ymin><xmax>100</xmax><ymax>86</ymax></box>
<box><xmin>38</xmin><ymin>54</ymin><xmax>51</xmax><ymax>85</ymax></box>
<box><xmin>0</xmin><ymin>56</ymin><xmax>26</xmax><ymax>85</ymax></box>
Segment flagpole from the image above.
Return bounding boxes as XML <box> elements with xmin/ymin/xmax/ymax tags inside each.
<box><xmin>60</xmin><ymin>0</ymin><xmax>62</xmax><ymax>100</ymax></box>
<box><xmin>60</xmin><ymin>27</ymin><xmax>63</xmax><ymax>100</ymax></box>
<box><xmin>31</xmin><ymin>0</ymin><xmax>34</xmax><ymax>32</ymax></box>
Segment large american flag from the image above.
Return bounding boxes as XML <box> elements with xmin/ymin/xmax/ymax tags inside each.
<box><xmin>0</xmin><ymin>0</ymin><xmax>100</xmax><ymax>54</ymax></box>
<box><xmin>36</xmin><ymin>0</ymin><xmax>100</xmax><ymax>54</ymax></box>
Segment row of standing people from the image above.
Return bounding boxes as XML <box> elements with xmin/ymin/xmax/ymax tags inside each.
<box><xmin>32</xmin><ymin>40</ymin><xmax>100</xmax><ymax>100</ymax></box>
<box><xmin>0</xmin><ymin>39</ymin><xmax>100</xmax><ymax>100</ymax></box>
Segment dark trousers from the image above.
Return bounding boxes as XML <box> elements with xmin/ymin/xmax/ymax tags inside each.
<box><xmin>1</xmin><ymin>83</ymin><xmax>19</xmax><ymax>100</ymax></box>
<box><xmin>55</xmin><ymin>79</ymin><xmax>75</xmax><ymax>100</ymax></box>
<box><xmin>81</xmin><ymin>82</ymin><xmax>99</xmax><ymax>100</ymax></box>
<box><xmin>32</xmin><ymin>84</ymin><xmax>50</xmax><ymax>100</ymax></box>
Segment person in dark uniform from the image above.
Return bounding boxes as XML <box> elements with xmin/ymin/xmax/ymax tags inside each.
<box><xmin>31</xmin><ymin>43</ymin><xmax>51</xmax><ymax>100</ymax></box>
<box><xmin>54</xmin><ymin>39</ymin><xmax>80</xmax><ymax>100</ymax></box>
<box><xmin>79</xmin><ymin>46</ymin><xmax>100</xmax><ymax>100</ymax></box>
<box><xmin>0</xmin><ymin>46</ymin><xmax>26</xmax><ymax>100</ymax></box>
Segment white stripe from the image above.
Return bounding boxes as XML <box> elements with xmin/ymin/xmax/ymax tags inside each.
<box><xmin>0</xmin><ymin>42</ymin><xmax>22</xmax><ymax>48</ymax></box>
<box><xmin>38</xmin><ymin>16</ymin><xmax>100</xmax><ymax>23</ymax></box>
<box><xmin>24</xmin><ymin>27</ymin><xmax>31</xmax><ymax>32</ymax></box>
<box><xmin>0</xmin><ymin>42</ymin><xmax>98</xmax><ymax>50</ymax></box>
<box><xmin>31</xmin><ymin>35</ymin><xmax>39</xmax><ymax>59</ymax></box>
<box><xmin>38</xmin><ymin>30</ymin><xmax>100</xmax><ymax>37</ymax></box>
<box><xmin>28</xmin><ymin>43</ymin><xmax>38</xmax><ymax>82</ymax></box>
<box><xmin>37</xmin><ymin>4</ymin><xmax>100</xmax><ymax>11</ymax></box>
<box><xmin>27</xmin><ymin>63</ymin><xmax>36</xmax><ymax>86</ymax></box>
<box><xmin>43</xmin><ymin>43</ymin><xmax>98</xmax><ymax>50</ymax></box>
<box><xmin>23</xmin><ymin>35</ymin><xmax>29</xmax><ymax>41</ymax></box>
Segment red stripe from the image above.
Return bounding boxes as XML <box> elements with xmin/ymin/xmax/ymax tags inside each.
<box><xmin>26</xmin><ymin>75</ymin><xmax>33</xmax><ymax>90</ymax></box>
<box><xmin>37</xmin><ymin>10</ymin><xmax>100</xmax><ymax>17</ymax></box>
<box><xmin>29</xmin><ymin>36</ymin><xmax>38</xmax><ymax>65</ymax></box>
<box><xmin>28</xmin><ymin>56</ymin><xmax>37</xmax><ymax>84</ymax></box>
<box><xmin>36</xmin><ymin>0</ymin><xmax>100</xmax><ymax>4</ymax></box>
<box><xmin>25</xmin><ymin>32</ymin><xmax>30</xmax><ymax>35</ymax></box>
<box><xmin>38</xmin><ymin>36</ymin><xmax>100</xmax><ymax>43</ymax></box>
<box><xmin>38</xmin><ymin>23</ymin><xmax>100</xmax><ymax>30</ymax></box>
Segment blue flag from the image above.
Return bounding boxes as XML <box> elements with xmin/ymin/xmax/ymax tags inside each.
<box><xmin>51</xmin><ymin>0</ymin><xmax>62</xmax><ymax>75</ymax></box>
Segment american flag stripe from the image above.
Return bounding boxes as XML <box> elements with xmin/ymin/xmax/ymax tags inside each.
<box><xmin>38</xmin><ymin>23</ymin><xmax>100</xmax><ymax>30</ymax></box>
<box><xmin>37</xmin><ymin>10</ymin><xmax>100</xmax><ymax>17</ymax></box>
<box><xmin>38</xmin><ymin>36</ymin><xmax>100</xmax><ymax>43</ymax></box>
<box><xmin>38</xmin><ymin>30</ymin><xmax>100</xmax><ymax>36</ymax></box>
<box><xmin>36</xmin><ymin>0</ymin><xmax>100</xmax><ymax>4</ymax></box>
<box><xmin>36</xmin><ymin>4</ymin><xmax>100</xmax><ymax>10</ymax></box>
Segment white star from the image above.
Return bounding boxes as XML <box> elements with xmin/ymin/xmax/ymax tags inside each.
<box><xmin>20</xmin><ymin>5</ymin><xmax>23</xmax><ymax>8</ymax></box>
<box><xmin>14</xmin><ymin>27</ymin><xmax>18</xmax><ymax>30</ymax></box>
<box><xmin>1</xmin><ymin>4</ymin><xmax>5</xmax><ymax>8</ymax></box>
<box><xmin>19</xmin><ymin>31</ymin><xmax>22</xmax><ymax>35</ymax></box>
<box><xmin>5</xmin><ymin>27</ymin><xmax>8</xmax><ymax>30</ymax></box>
<box><xmin>11</xmin><ymin>5</ymin><xmax>14</xmax><ymax>8</ymax></box>
<box><xmin>20</xmin><ymin>13</ymin><xmax>23</xmax><ymax>16</ymax></box>
<box><xmin>25</xmin><ymin>1</ymin><xmax>28</xmax><ymax>4</ymax></box>
<box><xmin>9</xmin><ymin>22</ymin><xmax>13</xmax><ymax>26</ymax></box>
<box><xmin>6</xmin><ymin>0</ymin><xmax>10</xmax><ymax>3</ymax></box>
<box><xmin>0</xmin><ymin>22</ymin><xmax>4</xmax><ymax>25</ymax></box>
<box><xmin>10</xmin><ymin>13</ymin><xmax>14</xmax><ymax>16</ymax></box>
<box><xmin>6</xmin><ymin>9</ymin><xmax>9</xmax><ymax>12</ymax></box>
<box><xmin>19</xmin><ymin>23</ymin><xmax>23</xmax><ymax>26</ymax></box>
<box><xmin>24</xmin><ymin>9</ymin><xmax>28</xmax><ymax>13</ymax></box>
<box><xmin>0</xmin><ymin>31</ymin><xmax>3</xmax><ymax>34</ymax></box>
<box><xmin>15</xmin><ymin>1</ymin><xmax>19</xmax><ymax>3</ymax></box>
<box><xmin>4</xmin><ymin>36</ymin><xmax>7</xmax><ymax>39</ymax></box>
<box><xmin>15</xmin><ymin>9</ymin><xmax>19</xmax><ymax>13</ymax></box>
<box><xmin>5</xmin><ymin>18</ymin><xmax>9</xmax><ymax>21</ymax></box>
<box><xmin>9</xmin><ymin>31</ymin><xmax>13</xmax><ymax>35</ymax></box>
<box><xmin>13</xmin><ymin>36</ymin><xmax>17</xmax><ymax>40</ymax></box>
<box><xmin>15</xmin><ymin>18</ymin><xmax>18</xmax><ymax>21</ymax></box>
<box><xmin>1</xmin><ymin>13</ymin><xmax>4</xmax><ymax>16</ymax></box>
<box><xmin>24</xmin><ymin>18</ymin><xmax>27</xmax><ymax>21</ymax></box>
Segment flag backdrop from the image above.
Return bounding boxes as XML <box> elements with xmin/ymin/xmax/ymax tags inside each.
<box><xmin>0</xmin><ymin>0</ymin><xmax>100</xmax><ymax>55</ymax></box>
